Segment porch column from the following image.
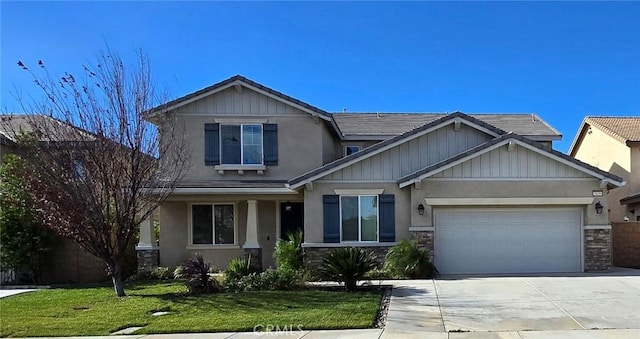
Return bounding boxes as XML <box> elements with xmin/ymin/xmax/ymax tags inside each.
<box><xmin>136</xmin><ymin>214</ymin><xmax>159</xmax><ymax>272</ymax></box>
<box><xmin>243</xmin><ymin>200</ymin><xmax>262</xmax><ymax>271</ymax></box>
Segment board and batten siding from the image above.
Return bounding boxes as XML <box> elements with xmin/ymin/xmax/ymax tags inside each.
<box><xmin>322</xmin><ymin>124</ymin><xmax>493</xmax><ymax>181</ymax></box>
<box><xmin>177</xmin><ymin>86</ymin><xmax>307</xmax><ymax>116</ymax></box>
<box><xmin>431</xmin><ymin>144</ymin><xmax>589</xmax><ymax>179</ymax></box>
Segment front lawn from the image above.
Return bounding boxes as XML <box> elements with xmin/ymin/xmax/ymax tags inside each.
<box><xmin>0</xmin><ymin>281</ymin><xmax>382</xmax><ymax>337</ymax></box>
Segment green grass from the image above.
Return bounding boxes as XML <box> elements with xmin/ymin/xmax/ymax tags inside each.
<box><xmin>0</xmin><ymin>281</ymin><xmax>381</xmax><ymax>337</ymax></box>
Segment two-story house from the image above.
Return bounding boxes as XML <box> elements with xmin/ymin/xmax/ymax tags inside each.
<box><xmin>569</xmin><ymin>117</ymin><xmax>640</xmax><ymax>268</ymax></box>
<box><xmin>138</xmin><ymin>75</ymin><xmax>624</xmax><ymax>275</ymax></box>
<box><xmin>0</xmin><ymin>114</ymin><xmax>114</xmax><ymax>284</ymax></box>
<box><xmin>569</xmin><ymin>117</ymin><xmax>640</xmax><ymax>222</ymax></box>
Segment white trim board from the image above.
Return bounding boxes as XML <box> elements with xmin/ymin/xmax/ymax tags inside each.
<box><xmin>334</xmin><ymin>189</ymin><xmax>384</xmax><ymax>195</ymax></box>
<box><xmin>425</xmin><ymin>197</ymin><xmax>595</xmax><ymax>206</ymax></box>
<box><xmin>167</xmin><ymin>187</ymin><xmax>297</xmax><ymax>195</ymax></box>
<box><xmin>583</xmin><ymin>225</ymin><xmax>612</xmax><ymax>230</ymax></box>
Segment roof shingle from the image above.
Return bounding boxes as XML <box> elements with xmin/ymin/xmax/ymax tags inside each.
<box><xmin>332</xmin><ymin>113</ymin><xmax>561</xmax><ymax>138</ymax></box>
<box><xmin>586</xmin><ymin>117</ymin><xmax>640</xmax><ymax>142</ymax></box>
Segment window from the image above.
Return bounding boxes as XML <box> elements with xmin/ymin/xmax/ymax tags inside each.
<box><xmin>341</xmin><ymin>195</ymin><xmax>378</xmax><ymax>242</ymax></box>
<box><xmin>344</xmin><ymin>145</ymin><xmax>360</xmax><ymax>156</ymax></box>
<box><xmin>191</xmin><ymin>204</ymin><xmax>235</xmax><ymax>245</ymax></box>
<box><xmin>220</xmin><ymin>124</ymin><xmax>263</xmax><ymax>165</ymax></box>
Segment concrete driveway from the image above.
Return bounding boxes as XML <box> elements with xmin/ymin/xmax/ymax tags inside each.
<box><xmin>383</xmin><ymin>269</ymin><xmax>640</xmax><ymax>337</ymax></box>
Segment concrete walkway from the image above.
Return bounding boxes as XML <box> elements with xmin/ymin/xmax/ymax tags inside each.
<box><xmin>0</xmin><ymin>288</ymin><xmax>37</xmax><ymax>299</ymax></box>
<box><xmin>28</xmin><ymin>328</ymin><xmax>640</xmax><ymax>338</ymax></box>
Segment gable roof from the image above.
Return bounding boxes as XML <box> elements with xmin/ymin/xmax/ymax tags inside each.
<box><xmin>145</xmin><ymin>75</ymin><xmax>332</xmax><ymax>121</ymax></box>
<box><xmin>569</xmin><ymin>116</ymin><xmax>640</xmax><ymax>155</ymax></box>
<box><xmin>332</xmin><ymin>113</ymin><xmax>562</xmax><ymax>141</ymax></box>
<box><xmin>397</xmin><ymin>133</ymin><xmax>625</xmax><ymax>188</ymax></box>
<box><xmin>0</xmin><ymin>114</ymin><xmax>94</xmax><ymax>143</ymax></box>
<box><xmin>287</xmin><ymin>112</ymin><xmax>506</xmax><ymax>189</ymax></box>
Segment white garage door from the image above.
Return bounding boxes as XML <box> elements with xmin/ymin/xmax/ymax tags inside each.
<box><xmin>435</xmin><ymin>208</ymin><xmax>582</xmax><ymax>274</ymax></box>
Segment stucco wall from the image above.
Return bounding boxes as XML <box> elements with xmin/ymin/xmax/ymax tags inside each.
<box><xmin>303</xmin><ymin>182</ymin><xmax>411</xmax><ymax>244</ymax></box>
<box><xmin>160</xmin><ymin>86</ymin><xmax>336</xmax><ymax>182</ymax></box>
<box><xmin>413</xmin><ymin>179</ymin><xmax>609</xmax><ymax>226</ymax></box>
<box><xmin>572</xmin><ymin>126</ymin><xmax>631</xmax><ymax>222</ymax></box>
<box><xmin>159</xmin><ymin>199</ymin><xmax>281</xmax><ymax>269</ymax></box>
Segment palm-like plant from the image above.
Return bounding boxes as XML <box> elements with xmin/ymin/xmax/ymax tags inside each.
<box><xmin>318</xmin><ymin>247</ymin><xmax>378</xmax><ymax>291</ymax></box>
<box><xmin>274</xmin><ymin>230</ymin><xmax>304</xmax><ymax>271</ymax></box>
<box><xmin>225</xmin><ymin>255</ymin><xmax>255</xmax><ymax>280</ymax></box>
<box><xmin>173</xmin><ymin>253</ymin><xmax>219</xmax><ymax>294</ymax></box>
<box><xmin>384</xmin><ymin>239</ymin><xmax>438</xmax><ymax>279</ymax></box>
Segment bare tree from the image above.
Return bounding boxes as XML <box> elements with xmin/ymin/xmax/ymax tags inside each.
<box><xmin>7</xmin><ymin>50</ymin><xmax>188</xmax><ymax>297</ymax></box>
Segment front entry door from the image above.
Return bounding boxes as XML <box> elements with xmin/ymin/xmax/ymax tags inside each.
<box><xmin>280</xmin><ymin>202</ymin><xmax>304</xmax><ymax>240</ymax></box>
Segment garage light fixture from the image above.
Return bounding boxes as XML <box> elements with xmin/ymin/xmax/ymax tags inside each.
<box><xmin>595</xmin><ymin>201</ymin><xmax>604</xmax><ymax>214</ymax></box>
<box><xmin>417</xmin><ymin>203</ymin><xmax>425</xmax><ymax>215</ymax></box>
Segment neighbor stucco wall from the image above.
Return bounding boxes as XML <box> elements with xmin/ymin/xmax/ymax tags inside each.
<box><xmin>572</xmin><ymin>126</ymin><xmax>631</xmax><ymax>222</ymax></box>
<box><xmin>303</xmin><ymin>182</ymin><xmax>411</xmax><ymax>244</ymax></box>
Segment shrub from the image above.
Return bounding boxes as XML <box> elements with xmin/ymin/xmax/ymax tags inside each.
<box><xmin>318</xmin><ymin>247</ymin><xmax>378</xmax><ymax>291</ymax></box>
<box><xmin>133</xmin><ymin>266</ymin><xmax>173</xmax><ymax>281</ymax></box>
<box><xmin>174</xmin><ymin>254</ymin><xmax>220</xmax><ymax>294</ymax></box>
<box><xmin>224</xmin><ymin>255</ymin><xmax>256</xmax><ymax>281</ymax></box>
<box><xmin>225</xmin><ymin>267</ymin><xmax>304</xmax><ymax>292</ymax></box>
<box><xmin>273</xmin><ymin>230</ymin><xmax>304</xmax><ymax>271</ymax></box>
<box><xmin>0</xmin><ymin>154</ymin><xmax>54</xmax><ymax>284</ymax></box>
<box><xmin>384</xmin><ymin>239</ymin><xmax>439</xmax><ymax>279</ymax></box>
<box><xmin>365</xmin><ymin>267</ymin><xmax>391</xmax><ymax>280</ymax></box>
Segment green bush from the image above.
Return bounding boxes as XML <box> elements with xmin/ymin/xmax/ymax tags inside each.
<box><xmin>384</xmin><ymin>239</ymin><xmax>439</xmax><ymax>279</ymax></box>
<box><xmin>273</xmin><ymin>230</ymin><xmax>304</xmax><ymax>271</ymax></box>
<box><xmin>225</xmin><ymin>267</ymin><xmax>304</xmax><ymax>292</ymax></box>
<box><xmin>224</xmin><ymin>255</ymin><xmax>256</xmax><ymax>281</ymax></box>
<box><xmin>318</xmin><ymin>247</ymin><xmax>378</xmax><ymax>291</ymax></box>
<box><xmin>128</xmin><ymin>266</ymin><xmax>175</xmax><ymax>282</ymax></box>
<box><xmin>365</xmin><ymin>267</ymin><xmax>391</xmax><ymax>279</ymax></box>
<box><xmin>0</xmin><ymin>154</ymin><xmax>54</xmax><ymax>284</ymax></box>
<box><xmin>173</xmin><ymin>254</ymin><xmax>220</xmax><ymax>294</ymax></box>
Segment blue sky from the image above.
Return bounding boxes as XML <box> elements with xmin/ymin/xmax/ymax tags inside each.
<box><xmin>1</xmin><ymin>1</ymin><xmax>639</xmax><ymax>152</ymax></box>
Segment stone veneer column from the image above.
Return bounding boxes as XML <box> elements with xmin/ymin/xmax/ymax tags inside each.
<box><xmin>409</xmin><ymin>227</ymin><xmax>435</xmax><ymax>262</ymax></box>
<box><xmin>584</xmin><ymin>227</ymin><xmax>611</xmax><ymax>271</ymax></box>
<box><xmin>243</xmin><ymin>200</ymin><xmax>262</xmax><ymax>271</ymax></box>
<box><xmin>136</xmin><ymin>217</ymin><xmax>159</xmax><ymax>272</ymax></box>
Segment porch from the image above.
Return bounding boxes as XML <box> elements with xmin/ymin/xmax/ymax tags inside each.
<box><xmin>136</xmin><ymin>195</ymin><xmax>303</xmax><ymax>271</ymax></box>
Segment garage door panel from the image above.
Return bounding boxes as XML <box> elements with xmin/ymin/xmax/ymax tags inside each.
<box><xmin>435</xmin><ymin>208</ymin><xmax>581</xmax><ymax>274</ymax></box>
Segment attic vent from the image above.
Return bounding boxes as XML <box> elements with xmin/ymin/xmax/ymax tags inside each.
<box><xmin>531</xmin><ymin>114</ymin><xmax>536</xmax><ymax>122</ymax></box>
<box><xmin>343</xmin><ymin>108</ymin><xmax>347</xmax><ymax>113</ymax></box>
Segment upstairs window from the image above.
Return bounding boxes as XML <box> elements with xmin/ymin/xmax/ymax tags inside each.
<box><xmin>220</xmin><ymin>124</ymin><xmax>263</xmax><ymax>165</ymax></box>
<box><xmin>345</xmin><ymin>145</ymin><xmax>360</xmax><ymax>156</ymax></box>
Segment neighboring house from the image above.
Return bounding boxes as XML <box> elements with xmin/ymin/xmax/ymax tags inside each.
<box><xmin>139</xmin><ymin>75</ymin><xmax>624</xmax><ymax>275</ymax></box>
<box><xmin>0</xmin><ymin>115</ymin><xmax>115</xmax><ymax>284</ymax></box>
<box><xmin>569</xmin><ymin>117</ymin><xmax>640</xmax><ymax>268</ymax></box>
<box><xmin>569</xmin><ymin>117</ymin><xmax>640</xmax><ymax>222</ymax></box>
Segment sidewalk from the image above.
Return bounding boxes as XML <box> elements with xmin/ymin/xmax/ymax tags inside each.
<box><xmin>31</xmin><ymin>328</ymin><xmax>640</xmax><ymax>338</ymax></box>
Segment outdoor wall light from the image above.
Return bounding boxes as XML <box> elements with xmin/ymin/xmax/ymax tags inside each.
<box><xmin>595</xmin><ymin>201</ymin><xmax>604</xmax><ymax>215</ymax></box>
<box><xmin>417</xmin><ymin>203</ymin><xmax>425</xmax><ymax>215</ymax></box>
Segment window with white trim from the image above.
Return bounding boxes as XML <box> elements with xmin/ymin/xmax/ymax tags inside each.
<box><xmin>341</xmin><ymin>195</ymin><xmax>378</xmax><ymax>242</ymax></box>
<box><xmin>220</xmin><ymin>124</ymin><xmax>263</xmax><ymax>165</ymax></box>
<box><xmin>344</xmin><ymin>145</ymin><xmax>360</xmax><ymax>156</ymax></box>
<box><xmin>191</xmin><ymin>204</ymin><xmax>235</xmax><ymax>245</ymax></box>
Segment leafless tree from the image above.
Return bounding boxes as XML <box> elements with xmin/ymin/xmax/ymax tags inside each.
<box><xmin>7</xmin><ymin>50</ymin><xmax>188</xmax><ymax>297</ymax></box>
